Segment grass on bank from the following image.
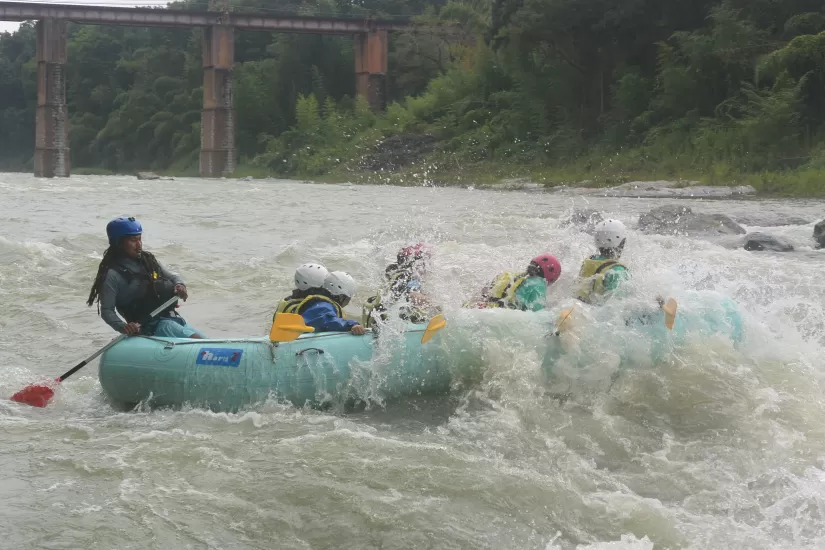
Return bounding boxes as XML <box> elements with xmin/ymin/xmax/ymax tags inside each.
<box><xmin>220</xmin><ymin>91</ymin><xmax>825</xmax><ymax>197</ymax></box>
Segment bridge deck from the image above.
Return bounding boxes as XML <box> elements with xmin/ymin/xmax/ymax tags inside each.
<box><xmin>0</xmin><ymin>1</ymin><xmax>407</xmax><ymax>34</ymax></box>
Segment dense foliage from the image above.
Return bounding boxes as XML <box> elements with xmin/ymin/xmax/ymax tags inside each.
<box><xmin>1</xmin><ymin>0</ymin><xmax>825</xmax><ymax>192</ymax></box>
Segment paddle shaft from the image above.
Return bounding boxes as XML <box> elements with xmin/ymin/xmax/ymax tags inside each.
<box><xmin>56</xmin><ymin>296</ymin><xmax>179</xmax><ymax>382</ymax></box>
<box><xmin>553</xmin><ymin>307</ymin><xmax>575</xmax><ymax>336</ymax></box>
<box><xmin>56</xmin><ymin>333</ymin><xmax>128</xmax><ymax>382</ymax></box>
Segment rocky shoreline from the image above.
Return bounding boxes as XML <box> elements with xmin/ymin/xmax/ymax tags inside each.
<box><xmin>476</xmin><ymin>178</ymin><xmax>757</xmax><ymax>199</ymax></box>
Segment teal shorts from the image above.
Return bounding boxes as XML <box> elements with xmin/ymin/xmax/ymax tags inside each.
<box><xmin>144</xmin><ymin>316</ymin><xmax>204</xmax><ymax>339</ymax></box>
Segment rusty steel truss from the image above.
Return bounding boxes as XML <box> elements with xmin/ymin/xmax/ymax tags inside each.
<box><xmin>1</xmin><ymin>1</ymin><xmax>412</xmax><ymax>177</ymax></box>
<box><xmin>0</xmin><ymin>1</ymin><xmax>408</xmax><ymax>34</ymax></box>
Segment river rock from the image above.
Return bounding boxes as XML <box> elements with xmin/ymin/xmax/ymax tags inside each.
<box><xmin>743</xmin><ymin>232</ymin><xmax>794</xmax><ymax>252</ymax></box>
<box><xmin>637</xmin><ymin>205</ymin><xmax>746</xmax><ymax>236</ymax></box>
<box><xmin>563</xmin><ymin>209</ymin><xmax>604</xmax><ymax>233</ymax></box>
<box><xmin>814</xmin><ymin>220</ymin><xmax>825</xmax><ymax>249</ymax></box>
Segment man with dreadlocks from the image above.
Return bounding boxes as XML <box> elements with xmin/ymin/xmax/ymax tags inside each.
<box><xmin>87</xmin><ymin>216</ymin><xmax>205</xmax><ymax>339</ymax></box>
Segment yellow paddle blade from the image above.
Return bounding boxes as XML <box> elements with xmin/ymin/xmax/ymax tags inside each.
<box><xmin>663</xmin><ymin>298</ymin><xmax>678</xmax><ymax>330</ymax></box>
<box><xmin>421</xmin><ymin>314</ymin><xmax>447</xmax><ymax>344</ymax></box>
<box><xmin>269</xmin><ymin>313</ymin><xmax>315</xmax><ymax>342</ymax></box>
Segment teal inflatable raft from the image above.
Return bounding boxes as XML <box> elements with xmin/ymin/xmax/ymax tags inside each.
<box><xmin>542</xmin><ymin>294</ymin><xmax>746</xmax><ymax>383</ymax></box>
<box><xmin>99</xmin><ymin>324</ymin><xmax>449</xmax><ymax>412</ymax></box>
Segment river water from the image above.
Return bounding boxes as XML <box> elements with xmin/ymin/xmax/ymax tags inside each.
<box><xmin>1</xmin><ymin>174</ymin><xmax>824</xmax><ymax>549</ymax></box>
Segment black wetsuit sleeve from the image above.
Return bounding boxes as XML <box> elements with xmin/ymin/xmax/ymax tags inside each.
<box><xmin>100</xmin><ymin>269</ymin><xmax>127</xmax><ymax>332</ymax></box>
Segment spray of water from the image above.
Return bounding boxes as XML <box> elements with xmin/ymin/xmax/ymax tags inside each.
<box><xmin>1</xmin><ymin>175</ymin><xmax>824</xmax><ymax>548</ymax></box>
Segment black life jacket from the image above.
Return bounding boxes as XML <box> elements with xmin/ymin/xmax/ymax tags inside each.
<box><xmin>112</xmin><ymin>264</ymin><xmax>177</xmax><ymax>323</ymax></box>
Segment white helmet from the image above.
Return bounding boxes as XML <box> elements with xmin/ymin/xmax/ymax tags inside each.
<box><xmin>294</xmin><ymin>263</ymin><xmax>329</xmax><ymax>291</ymax></box>
<box><xmin>594</xmin><ymin>219</ymin><xmax>627</xmax><ymax>249</ymax></box>
<box><xmin>323</xmin><ymin>271</ymin><xmax>357</xmax><ymax>299</ymax></box>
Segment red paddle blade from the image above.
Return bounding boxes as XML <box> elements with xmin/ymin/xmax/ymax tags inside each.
<box><xmin>10</xmin><ymin>384</ymin><xmax>56</xmax><ymax>408</ymax></box>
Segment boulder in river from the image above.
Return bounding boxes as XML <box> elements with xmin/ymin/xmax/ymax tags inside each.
<box><xmin>637</xmin><ymin>205</ymin><xmax>745</xmax><ymax>236</ymax></box>
<box><xmin>814</xmin><ymin>220</ymin><xmax>825</xmax><ymax>249</ymax></box>
<box><xmin>743</xmin><ymin>232</ymin><xmax>794</xmax><ymax>252</ymax></box>
<box><xmin>563</xmin><ymin>209</ymin><xmax>604</xmax><ymax>233</ymax></box>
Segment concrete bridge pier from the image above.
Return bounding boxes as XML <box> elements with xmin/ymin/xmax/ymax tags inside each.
<box><xmin>200</xmin><ymin>24</ymin><xmax>236</xmax><ymax>178</ymax></box>
<box><xmin>34</xmin><ymin>19</ymin><xmax>70</xmax><ymax>178</ymax></box>
<box><xmin>355</xmin><ymin>29</ymin><xmax>388</xmax><ymax>111</ymax></box>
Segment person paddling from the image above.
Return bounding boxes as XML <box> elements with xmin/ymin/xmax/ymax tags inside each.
<box><xmin>302</xmin><ymin>271</ymin><xmax>366</xmax><ymax>335</ymax></box>
<box><xmin>87</xmin><ymin>216</ymin><xmax>205</xmax><ymax>338</ymax></box>
<box><xmin>468</xmin><ymin>254</ymin><xmax>562</xmax><ymax>311</ymax></box>
<box><xmin>363</xmin><ymin>243</ymin><xmax>436</xmax><ymax>328</ymax></box>
<box><xmin>274</xmin><ymin>263</ymin><xmax>331</xmax><ymax>319</ymax></box>
<box><xmin>573</xmin><ymin>218</ymin><xmax>673</xmax><ymax>327</ymax></box>
<box><xmin>575</xmin><ymin>219</ymin><xmax>630</xmax><ymax>304</ymax></box>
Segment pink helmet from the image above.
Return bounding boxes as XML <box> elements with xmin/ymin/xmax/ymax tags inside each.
<box><xmin>529</xmin><ymin>254</ymin><xmax>561</xmax><ymax>283</ymax></box>
<box><xmin>397</xmin><ymin>243</ymin><xmax>432</xmax><ymax>265</ymax></box>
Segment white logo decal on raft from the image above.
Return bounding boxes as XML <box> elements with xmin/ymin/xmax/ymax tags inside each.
<box><xmin>196</xmin><ymin>348</ymin><xmax>243</xmax><ymax>367</ymax></box>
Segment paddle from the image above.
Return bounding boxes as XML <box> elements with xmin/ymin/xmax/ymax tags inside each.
<box><xmin>270</xmin><ymin>312</ymin><xmax>445</xmax><ymax>344</ymax></box>
<box><xmin>662</xmin><ymin>298</ymin><xmax>678</xmax><ymax>330</ymax></box>
<box><xmin>553</xmin><ymin>307</ymin><xmax>576</xmax><ymax>336</ymax></box>
<box><xmin>553</xmin><ymin>297</ymin><xmax>678</xmax><ymax>337</ymax></box>
<box><xmin>269</xmin><ymin>313</ymin><xmax>315</xmax><ymax>342</ymax></box>
<box><xmin>421</xmin><ymin>314</ymin><xmax>446</xmax><ymax>344</ymax></box>
<box><xmin>10</xmin><ymin>295</ymin><xmax>180</xmax><ymax>408</ymax></box>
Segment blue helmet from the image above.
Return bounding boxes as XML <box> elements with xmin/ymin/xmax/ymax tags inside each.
<box><xmin>106</xmin><ymin>216</ymin><xmax>142</xmax><ymax>246</ymax></box>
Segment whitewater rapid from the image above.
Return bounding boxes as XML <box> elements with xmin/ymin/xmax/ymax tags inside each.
<box><xmin>1</xmin><ymin>174</ymin><xmax>824</xmax><ymax>549</ymax></box>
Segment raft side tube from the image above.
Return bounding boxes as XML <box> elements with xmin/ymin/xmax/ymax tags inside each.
<box><xmin>99</xmin><ymin>325</ymin><xmax>450</xmax><ymax>412</ymax></box>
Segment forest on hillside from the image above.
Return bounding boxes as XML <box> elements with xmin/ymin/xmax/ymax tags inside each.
<box><xmin>2</xmin><ymin>0</ymin><xmax>825</xmax><ymax>193</ymax></box>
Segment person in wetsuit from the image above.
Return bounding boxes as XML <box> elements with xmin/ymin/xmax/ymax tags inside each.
<box><xmin>575</xmin><ymin>219</ymin><xmax>630</xmax><ymax>304</ymax></box>
<box><xmin>362</xmin><ymin>243</ymin><xmax>438</xmax><ymax>328</ymax></box>
<box><xmin>86</xmin><ymin>216</ymin><xmax>205</xmax><ymax>339</ymax></box>
<box><xmin>273</xmin><ymin>263</ymin><xmax>330</xmax><ymax>320</ymax></box>
<box><xmin>471</xmin><ymin>254</ymin><xmax>562</xmax><ymax>311</ymax></box>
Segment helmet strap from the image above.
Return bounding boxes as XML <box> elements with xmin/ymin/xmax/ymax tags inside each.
<box><xmin>526</xmin><ymin>263</ymin><xmax>542</xmax><ymax>277</ymax></box>
<box><xmin>599</xmin><ymin>239</ymin><xmax>625</xmax><ymax>259</ymax></box>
